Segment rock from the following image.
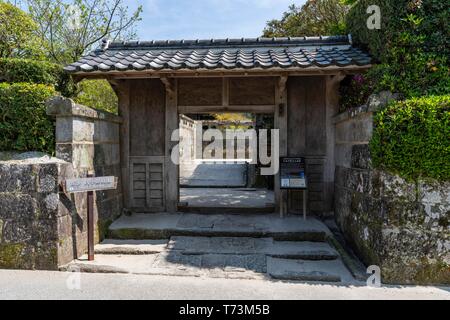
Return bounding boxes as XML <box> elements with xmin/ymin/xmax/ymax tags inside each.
<box><xmin>367</xmin><ymin>91</ymin><xmax>400</xmax><ymax>112</ymax></box>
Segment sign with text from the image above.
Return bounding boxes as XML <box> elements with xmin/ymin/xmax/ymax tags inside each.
<box><xmin>64</xmin><ymin>176</ymin><xmax>117</xmax><ymax>193</ymax></box>
<box><xmin>280</xmin><ymin>157</ymin><xmax>307</xmax><ymax>190</ymax></box>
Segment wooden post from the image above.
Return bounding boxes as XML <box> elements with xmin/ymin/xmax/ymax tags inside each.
<box><xmin>163</xmin><ymin>77</ymin><xmax>179</xmax><ymax>213</ymax></box>
<box><xmin>275</xmin><ymin>75</ymin><xmax>288</xmax><ymax>217</ymax></box>
<box><xmin>87</xmin><ymin>173</ymin><xmax>95</xmax><ymax>261</ymax></box>
<box><xmin>324</xmin><ymin>73</ymin><xmax>345</xmax><ymax>213</ymax></box>
<box><xmin>111</xmin><ymin>80</ymin><xmax>131</xmax><ymax>210</ymax></box>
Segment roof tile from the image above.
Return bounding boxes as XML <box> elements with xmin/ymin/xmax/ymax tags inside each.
<box><xmin>66</xmin><ymin>35</ymin><xmax>371</xmax><ymax>74</ymax></box>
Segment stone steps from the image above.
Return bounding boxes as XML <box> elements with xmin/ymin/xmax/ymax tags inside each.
<box><xmin>267</xmin><ymin>257</ymin><xmax>354</xmax><ymax>283</ymax></box>
<box><xmin>95</xmin><ymin>237</ymin><xmax>339</xmax><ymax>260</ymax></box>
<box><xmin>94</xmin><ymin>239</ymin><xmax>168</xmax><ymax>255</ymax></box>
<box><xmin>107</xmin><ymin>213</ymin><xmax>329</xmax><ymax>242</ymax></box>
<box><xmin>65</xmin><ymin>235</ymin><xmax>355</xmax><ymax>283</ymax></box>
<box><xmin>66</xmin><ymin>252</ymin><xmax>352</xmax><ymax>283</ymax></box>
<box><xmin>77</xmin><ymin>214</ymin><xmax>357</xmax><ymax>283</ymax></box>
<box><xmin>177</xmin><ymin>206</ymin><xmax>275</xmax><ymax>215</ymax></box>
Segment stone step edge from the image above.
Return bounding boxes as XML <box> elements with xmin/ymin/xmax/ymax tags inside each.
<box><xmin>107</xmin><ymin>229</ymin><xmax>327</xmax><ymax>242</ymax></box>
<box><xmin>61</xmin><ymin>257</ymin><xmax>344</xmax><ymax>283</ymax></box>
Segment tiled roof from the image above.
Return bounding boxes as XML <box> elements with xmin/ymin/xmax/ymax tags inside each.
<box><xmin>65</xmin><ymin>36</ymin><xmax>372</xmax><ymax>74</ymax></box>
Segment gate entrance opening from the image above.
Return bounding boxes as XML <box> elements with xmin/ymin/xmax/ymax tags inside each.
<box><xmin>178</xmin><ymin>113</ymin><xmax>275</xmax><ymax>213</ymax></box>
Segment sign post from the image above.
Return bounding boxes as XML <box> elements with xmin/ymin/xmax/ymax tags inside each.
<box><xmin>63</xmin><ymin>175</ymin><xmax>118</xmax><ymax>261</ymax></box>
<box><xmin>280</xmin><ymin>157</ymin><xmax>308</xmax><ymax>220</ymax></box>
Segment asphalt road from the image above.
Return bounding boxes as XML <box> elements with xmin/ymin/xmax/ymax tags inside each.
<box><xmin>0</xmin><ymin>270</ymin><xmax>449</xmax><ymax>300</ymax></box>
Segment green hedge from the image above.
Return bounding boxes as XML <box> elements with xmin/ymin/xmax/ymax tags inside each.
<box><xmin>0</xmin><ymin>83</ymin><xmax>56</xmax><ymax>154</ymax></box>
<box><xmin>370</xmin><ymin>95</ymin><xmax>450</xmax><ymax>181</ymax></box>
<box><xmin>0</xmin><ymin>58</ymin><xmax>75</xmax><ymax>96</ymax></box>
<box><xmin>346</xmin><ymin>0</ymin><xmax>449</xmax><ymax>61</ymax></box>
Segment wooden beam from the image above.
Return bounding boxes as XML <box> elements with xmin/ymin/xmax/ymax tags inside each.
<box><xmin>178</xmin><ymin>105</ymin><xmax>276</xmax><ymax>115</ymax></box>
<box><xmin>165</xmin><ymin>78</ymin><xmax>179</xmax><ymax>213</ymax></box>
<box><xmin>161</xmin><ymin>77</ymin><xmax>175</xmax><ymax>95</ymax></box>
<box><xmin>222</xmin><ymin>78</ymin><xmax>229</xmax><ymax>107</ymax></box>
<box><xmin>117</xmin><ymin>81</ymin><xmax>131</xmax><ymax>210</ymax></box>
<box><xmin>275</xmin><ymin>75</ymin><xmax>289</xmax><ymax>217</ymax></box>
<box><xmin>70</xmin><ymin>65</ymin><xmax>371</xmax><ymax>81</ymax></box>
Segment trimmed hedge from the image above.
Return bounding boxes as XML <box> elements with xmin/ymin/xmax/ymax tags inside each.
<box><xmin>0</xmin><ymin>58</ymin><xmax>75</xmax><ymax>96</ymax></box>
<box><xmin>0</xmin><ymin>83</ymin><xmax>56</xmax><ymax>154</ymax></box>
<box><xmin>370</xmin><ymin>95</ymin><xmax>450</xmax><ymax>181</ymax></box>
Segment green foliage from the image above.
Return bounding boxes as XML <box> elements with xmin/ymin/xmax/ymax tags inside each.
<box><xmin>0</xmin><ymin>2</ymin><xmax>43</xmax><ymax>59</ymax></box>
<box><xmin>0</xmin><ymin>58</ymin><xmax>76</xmax><ymax>96</ymax></box>
<box><xmin>341</xmin><ymin>0</ymin><xmax>449</xmax><ymax>104</ymax></box>
<box><xmin>370</xmin><ymin>95</ymin><xmax>450</xmax><ymax>181</ymax></box>
<box><xmin>0</xmin><ymin>82</ymin><xmax>56</xmax><ymax>154</ymax></box>
<box><xmin>346</xmin><ymin>0</ymin><xmax>449</xmax><ymax>61</ymax></box>
<box><xmin>74</xmin><ymin>79</ymin><xmax>118</xmax><ymax>114</ymax></box>
<box><xmin>339</xmin><ymin>74</ymin><xmax>374</xmax><ymax>111</ymax></box>
<box><xmin>26</xmin><ymin>0</ymin><xmax>143</xmax><ymax>64</ymax></box>
<box><xmin>263</xmin><ymin>1</ymin><xmax>350</xmax><ymax>37</ymax></box>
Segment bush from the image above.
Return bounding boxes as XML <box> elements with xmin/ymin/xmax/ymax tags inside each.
<box><xmin>0</xmin><ymin>83</ymin><xmax>56</xmax><ymax>154</ymax></box>
<box><xmin>339</xmin><ymin>74</ymin><xmax>374</xmax><ymax>111</ymax></box>
<box><xmin>346</xmin><ymin>0</ymin><xmax>449</xmax><ymax>61</ymax></box>
<box><xmin>74</xmin><ymin>79</ymin><xmax>118</xmax><ymax>114</ymax></box>
<box><xmin>0</xmin><ymin>58</ymin><xmax>75</xmax><ymax>96</ymax></box>
<box><xmin>370</xmin><ymin>95</ymin><xmax>450</xmax><ymax>181</ymax></box>
<box><xmin>341</xmin><ymin>0</ymin><xmax>449</xmax><ymax>106</ymax></box>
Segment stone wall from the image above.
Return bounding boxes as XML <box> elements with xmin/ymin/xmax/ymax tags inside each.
<box><xmin>0</xmin><ymin>154</ymin><xmax>72</xmax><ymax>269</ymax></box>
<box><xmin>47</xmin><ymin>97</ymin><xmax>123</xmax><ymax>245</ymax></box>
<box><xmin>0</xmin><ymin>97</ymin><xmax>123</xmax><ymax>270</ymax></box>
<box><xmin>334</xmin><ymin>105</ymin><xmax>450</xmax><ymax>285</ymax></box>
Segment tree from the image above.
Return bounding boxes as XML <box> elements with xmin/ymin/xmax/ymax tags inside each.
<box><xmin>26</xmin><ymin>0</ymin><xmax>143</xmax><ymax>64</ymax></box>
<box><xmin>263</xmin><ymin>0</ymin><xmax>350</xmax><ymax>37</ymax></box>
<box><xmin>75</xmin><ymin>79</ymin><xmax>118</xmax><ymax>114</ymax></box>
<box><xmin>0</xmin><ymin>2</ymin><xmax>43</xmax><ymax>58</ymax></box>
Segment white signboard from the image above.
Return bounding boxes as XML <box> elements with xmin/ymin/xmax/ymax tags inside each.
<box><xmin>65</xmin><ymin>176</ymin><xmax>117</xmax><ymax>193</ymax></box>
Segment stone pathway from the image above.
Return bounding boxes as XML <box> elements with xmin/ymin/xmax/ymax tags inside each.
<box><xmin>180</xmin><ymin>188</ymin><xmax>274</xmax><ymax>208</ymax></box>
<box><xmin>180</xmin><ymin>162</ymin><xmax>247</xmax><ymax>188</ymax></box>
<box><xmin>64</xmin><ymin>214</ymin><xmax>359</xmax><ymax>284</ymax></box>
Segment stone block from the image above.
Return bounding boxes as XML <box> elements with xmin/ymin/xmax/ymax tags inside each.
<box><xmin>351</xmin><ymin>144</ymin><xmax>371</xmax><ymax>170</ymax></box>
<box><xmin>94</xmin><ymin>144</ymin><xmax>111</xmax><ymax>167</ymax></box>
<box><xmin>55</xmin><ymin>117</ymin><xmax>73</xmax><ymax>143</ymax></box>
<box><xmin>347</xmin><ymin>168</ymin><xmax>371</xmax><ymax>194</ymax></box>
<box><xmin>33</xmin><ymin>242</ymin><xmax>58</xmax><ymax>270</ymax></box>
<box><xmin>418</xmin><ymin>180</ymin><xmax>450</xmax><ymax>227</ymax></box>
<box><xmin>0</xmin><ymin>164</ymin><xmax>37</xmax><ymax>193</ymax></box>
<box><xmin>73</xmin><ymin>118</ymin><xmax>94</xmax><ymax>142</ymax></box>
<box><xmin>380</xmin><ymin>171</ymin><xmax>417</xmax><ymax>202</ymax></box>
<box><xmin>72</xmin><ymin>144</ymin><xmax>94</xmax><ymax>170</ymax></box>
<box><xmin>0</xmin><ymin>193</ymin><xmax>37</xmax><ymax>220</ymax></box>
<box><xmin>56</xmin><ymin>144</ymin><xmax>73</xmax><ymax>163</ymax></box>
<box><xmin>335</xmin><ymin>144</ymin><xmax>353</xmax><ymax>168</ymax></box>
<box><xmin>32</xmin><ymin>218</ymin><xmax>58</xmax><ymax>243</ymax></box>
<box><xmin>37</xmin><ymin>164</ymin><xmax>58</xmax><ymax>193</ymax></box>
<box><xmin>94</xmin><ymin>121</ymin><xmax>120</xmax><ymax>143</ymax></box>
<box><xmin>2</xmin><ymin>219</ymin><xmax>33</xmax><ymax>243</ymax></box>
<box><xmin>0</xmin><ymin>243</ymin><xmax>31</xmax><ymax>269</ymax></box>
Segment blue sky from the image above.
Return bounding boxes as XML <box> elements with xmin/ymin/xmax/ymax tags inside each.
<box><xmin>124</xmin><ymin>0</ymin><xmax>306</xmax><ymax>40</ymax></box>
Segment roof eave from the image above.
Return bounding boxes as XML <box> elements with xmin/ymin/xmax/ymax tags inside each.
<box><xmin>69</xmin><ymin>64</ymin><xmax>373</xmax><ymax>81</ymax></box>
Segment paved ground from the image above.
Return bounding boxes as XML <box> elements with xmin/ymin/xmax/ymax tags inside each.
<box><xmin>66</xmin><ymin>236</ymin><xmax>352</xmax><ymax>283</ymax></box>
<box><xmin>108</xmin><ymin>213</ymin><xmax>330</xmax><ymax>239</ymax></box>
<box><xmin>180</xmin><ymin>188</ymin><xmax>274</xmax><ymax>208</ymax></box>
<box><xmin>180</xmin><ymin>162</ymin><xmax>247</xmax><ymax>187</ymax></box>
<box><xmin>0</xmin><ymin>270</ymin><xmax>449</xmax><ymax>300</ymax></box>
<box><xmin>83</xmin><ymin>214</ymin><xmax>354</xmax><ymax>283</ymax></box>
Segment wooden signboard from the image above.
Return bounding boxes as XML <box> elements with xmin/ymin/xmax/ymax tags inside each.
<box><xmin>64</xmin><ymin>176</ymin><xmax>118</xmax><ymax>193</ymax></box>
<box><xmin>63</xmin><ymin>175</ymin><xmax>118</xmax><ymax>261</ymax></box>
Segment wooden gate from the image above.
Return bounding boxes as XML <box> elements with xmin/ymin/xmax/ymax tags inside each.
<box><xmin>129</xmin><ymin>156</ymin><xmax>165</xmax><ymax>212</ymax></box>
